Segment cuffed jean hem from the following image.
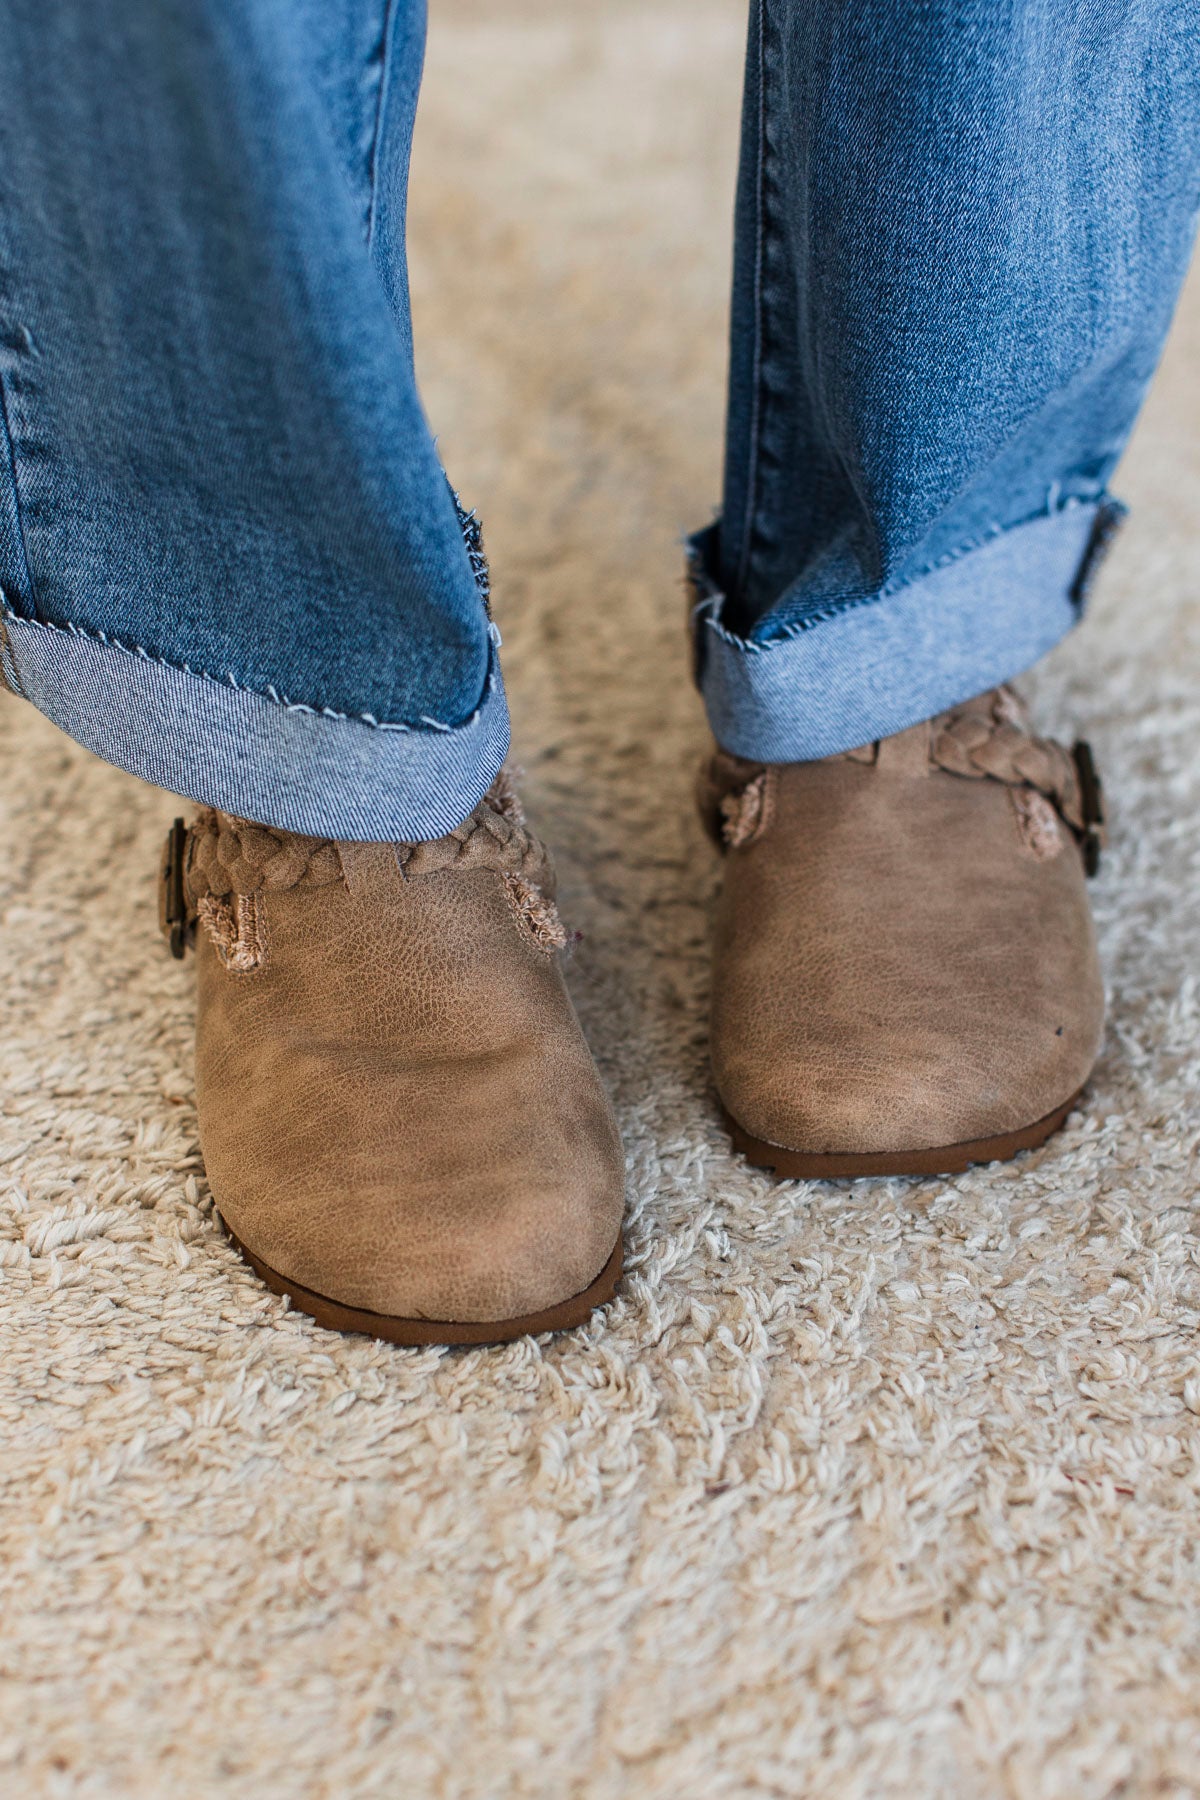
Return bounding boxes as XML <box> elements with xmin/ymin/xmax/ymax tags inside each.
<box><xmin>688</xmin><ymin>497</ymin><xmax>1125</xmax><ymax>762</ymax></box>
<box><xmin>0</xmin><ymin>610</ymin><xmax>511</xmax><ymax>841</ymax></box>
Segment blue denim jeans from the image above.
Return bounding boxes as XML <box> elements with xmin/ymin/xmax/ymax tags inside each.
<box><xmin>0</xmin><ymin>2</ymin><xmax>1197</xmax><ymax>838</ymax></box>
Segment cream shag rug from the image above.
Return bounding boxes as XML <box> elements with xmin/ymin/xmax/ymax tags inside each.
<box><xmin>3</xmin><ymin>6</ymin><xmax>1199</xmax><ymax>1795</ymax></box>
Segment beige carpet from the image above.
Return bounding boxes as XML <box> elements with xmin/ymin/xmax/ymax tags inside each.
<box><xmin>3</xmin><ymin>5</ymin><xmax>1200</xmax><ymax>1795</ymax></box>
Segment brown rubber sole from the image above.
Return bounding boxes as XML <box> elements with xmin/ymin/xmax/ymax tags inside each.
<box><xmin>723</xmin><ymin>1087</ymin><xmax>1084</xmax><ymax>1179</ymax></box>
<box><xmin>223</xmin><ymin>1224</ymin><xmax>624</xmax><ymax>1347</ymax></box>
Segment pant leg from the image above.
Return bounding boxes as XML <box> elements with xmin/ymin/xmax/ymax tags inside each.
<box><xmin>0</xmin><ymin>0</ymin><xmax>507</xmax><ymax>840</ymax></box>
<box><xmin>692</xmin><ymin>0</ymin><xmax>1200</xmax><ymax>761</ymax></box>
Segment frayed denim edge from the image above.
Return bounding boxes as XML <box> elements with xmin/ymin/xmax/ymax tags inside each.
<box><xmin>689</xmin><ymin>492</ymin><xmax>1127</xmax><ymax>659</ymax></box>
<box><xmin>0</xmin><ymin>497</ymin><xmax>510</xmax><ymax>838</ymax></box>
<box><xmin>0</xmin><ymin>487</ymin><xmax>499</xmax><ymax>733</ymax></box>
<box><xmin>688</xmin><ymin>496</ymin><xmax>1123</xmax><ymax>765</ymax></box>
<box><xmin>0</xmin><ymin>604</ymin><xmax>511</xmax><ymax>840</ymax></box>
<box><xmin>0</xmin><ymin>604</ymin><xmax>502</xmax><ymax>735</ymax></box>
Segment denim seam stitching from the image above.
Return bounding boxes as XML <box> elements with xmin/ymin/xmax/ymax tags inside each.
<box><xmin>697</xmin><ymin>495</ymin><xmax>1107</xmax><ymax>655</ymax></box>
<box><xmin>0</xmin><ymin>366</ymin><xmax>36</xmax><ymax>615</ymax></box>
<box><xmin>733</xmin><ymin>0</ymin><xmax>769</xmax><ymax>602</ymax></box>
<box><xmin>365</xmin><ymin>0</ymin><xmax>399</xmax><ymax>250</ymax></box>
<box><xmin>1</xmin><ymin>605</ymin><xmax>499</xmax><ymax>734</ymax></box>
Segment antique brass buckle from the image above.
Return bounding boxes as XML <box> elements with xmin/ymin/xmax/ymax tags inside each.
<box><xmin>1071</xmin><ymin>741</ymin><xmax>1105</xmax><ymax>878</ymax></box>
<box><xmin>158</xmin><ymin>817</ymin><xmax>192</xmax><ymax>958</ymax></box>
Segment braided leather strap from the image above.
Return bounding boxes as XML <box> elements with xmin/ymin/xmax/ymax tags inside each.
<box><xmin>698</xmin><ymin>689</ymin><xmax>1105</xmax><ymax>872</ymax></box>
<box><xmin>160</xmin><ymin>769</ymin><xmax>561</xmax><ymax>955</ymax></box>
<box><xmin>931</xmin><ymin>709</ymin><xmax>1086</xmax><ymax>833</ymax></box>
<box><xmin>185</xmin><ymin>816</ymin><xmax>344</xmax><ymax>898</ymax></box>
<box><xmin>930</xmin><ymin>690</ymin><xmax>1105</xmax><ymax>869</ymax></box>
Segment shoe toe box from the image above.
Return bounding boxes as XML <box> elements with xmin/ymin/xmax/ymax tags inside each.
<box><xmin>711</xmin><ymin>771</ymin><xmax>1105</xmax><ymax>1161</ymax></box>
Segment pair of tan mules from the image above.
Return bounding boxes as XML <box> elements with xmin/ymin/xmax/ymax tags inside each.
<box><xmin>160</xmin><ymin>686</ymin><xmax>1106</xmax><ymax>1345</ymax></box>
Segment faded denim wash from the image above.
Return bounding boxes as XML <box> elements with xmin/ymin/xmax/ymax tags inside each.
<box><xmin>0</xmin><ymin>0</ymin><xmax>505</xmax><ymax>838</ymax></box>
<box><xmin>691</xmin><ymin>0</ymin><xmax>1200</xmax><ymax>760</ymax></box>
<box><xmin>0</xmin><ymin>0</ymin><xmax>1197</xmax><ymax>836</ymax></box>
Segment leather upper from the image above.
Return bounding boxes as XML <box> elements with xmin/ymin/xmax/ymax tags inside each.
<box><xmin>171</xmin><ymin>775</ymin><xmax>625</xmax><ymax>1323</ymax></box>
<box><xmin>705</xmin><ymin>688</ymin><xmax>1107</xmax><ymax>1157</ymax></box>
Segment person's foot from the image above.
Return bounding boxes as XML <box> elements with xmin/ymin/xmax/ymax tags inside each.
<box><xmin>701</xmin><ymin>687</ymin><xmax>1107</xmax><ymax>1177</ymax></box>
<box><xmin>160</xmin><ymin>770</ymin><xmax>624</xmax><ymax>1344</ymax></box>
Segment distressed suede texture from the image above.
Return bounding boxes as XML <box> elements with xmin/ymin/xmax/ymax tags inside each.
<box><xmin>708</xmin><ymin>691</ymin><xmax>1106</xmax><ymax>1157</ymax></box>
<box><xmin>191</xmin><ymin>842</ymin><xmax>625</xmax><ymax>1325</ymax></box>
